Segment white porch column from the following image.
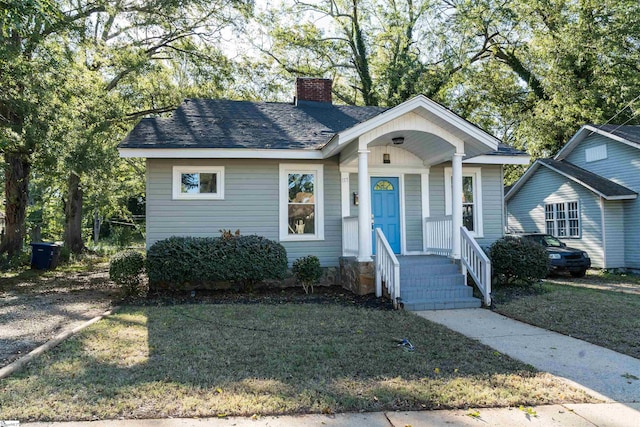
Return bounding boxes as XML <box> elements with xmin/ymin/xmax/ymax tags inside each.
<box><xmin>357</xmin><ymin>149</ymin><xmax>372</xmax><ymax>262</ymax></box>
<box><xmin>451</xmin><ymin>152</ymin><xmax>464</xmax><ymax>259</ymax></box>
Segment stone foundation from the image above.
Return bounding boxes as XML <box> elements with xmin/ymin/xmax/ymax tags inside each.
<box><xmin>339</xmin><ymin>257</ymin><xmax>375</xmax><ymax>295</ymax></box>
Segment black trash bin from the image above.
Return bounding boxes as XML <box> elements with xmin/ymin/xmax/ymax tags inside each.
<box><xmin>30</xmin><ymin>242</ymin><xmax>61</xmax><ymax>270</ymax></box>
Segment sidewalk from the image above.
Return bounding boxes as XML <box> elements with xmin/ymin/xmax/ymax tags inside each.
<box><xmin>18</xmin><ymin>403</ymin><xmax>640</xmax><ymax>427</ymax></box>
<box><xmin>416</xmin><ymin>309</ymin><xmax>640</xmax><ymax>403</ymax></box>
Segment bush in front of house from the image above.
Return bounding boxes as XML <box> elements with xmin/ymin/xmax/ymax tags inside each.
<box><xmin>109</xmin><ymin>250</ymin><xmax>146</xmax><ymax>297</ymax></box>
<box><xmin>292</xmin><ymin>255</ymin><xmax>323</xmax><ymax>294</ymax></box>
<box><xmin>146</xmin><ymin>235</ymin><xmax>288</xmax><ymax>290</ymax></box>
<box><xmin>489</xmin><ymin>236</ymin><xmax>549</xmax><ymax>286</ymax></box>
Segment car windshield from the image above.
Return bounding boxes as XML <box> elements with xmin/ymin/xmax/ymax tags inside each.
<box><xmin>527</xmin><ymin>234</ymin><xmax>563</xmax><ymax>247</ymax></box>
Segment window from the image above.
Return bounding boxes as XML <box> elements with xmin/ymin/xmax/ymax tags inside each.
<box><xmin>279</xmin><ymin>164</ymin><xmax>324</xmax><ymax>241</ymax></box>
<box><xmin>445</xmin><ymin>167</ymin><xmax>483</xmax><ymax>237</ymax></box>
<box><xmin>545</xmin><ymin>201</ymin><xmax>580</xmax><ymax>237</ymax></box>
<box><xmin>585</xmin><ymin>144</ymin><xmax>607</xmax><ymax>162</ymax></box>
<box><xmin>172</xmin><ymin>166</ymin><xmax>224</xmax><ymax>200</ymax></box>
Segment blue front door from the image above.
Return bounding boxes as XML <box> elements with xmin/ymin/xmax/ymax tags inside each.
<box><xmin>371</xmin><ymin>177</ymin><xmax>401</xmax><ymax>254</ymax></box>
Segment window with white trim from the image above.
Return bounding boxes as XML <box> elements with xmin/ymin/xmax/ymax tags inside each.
<box><xmin>445</xmin><ymin>167</ymin><xmax>483</xmax><ymax>237</ymax></box>
<box><xmin>172</xmin><ymin>166</ymin><xmax>224</xmax><ymax>200</ymax></box>
<box><xmin>545</xmin><ymin>201</ymin><xmax>580</xmax><ymax>237</ymax></box>
<box><xmin>279</xmin><ymin>164</ymin><xmax>324</xmax><ymax>241</ymax></box>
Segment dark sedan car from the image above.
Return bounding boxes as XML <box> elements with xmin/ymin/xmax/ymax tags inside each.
<box><xmin>518</xmin><ymin>233</ymin><xmax>591</xmax><ymax>277</ymax></box>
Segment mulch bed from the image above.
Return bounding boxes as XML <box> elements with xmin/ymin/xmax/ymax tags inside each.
<box><xmin>137</xmin><ymin>285</ymin><xmax>394</xmax><ymax>310</ymax></box>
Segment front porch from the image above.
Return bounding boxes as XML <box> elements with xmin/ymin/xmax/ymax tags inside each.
<box><xmin>331</xmin><ymin>99</ymin><xmax>498</xmax><ymax>310</ymax></box>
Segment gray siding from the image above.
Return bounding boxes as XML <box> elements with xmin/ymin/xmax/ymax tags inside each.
<box><xmin>404</xmin><ymin>174</ymin><xmax>423</xmax><ymax>251</ymax></box>
<box><xmin>478</xmin><ymin>165</ymin><xmax>506</xmax><ymax>247</ymax></box>
<box><xmin>146</xmin><ymin>158</ymin><xmax>343</xmax><ymax>267</ymax></box>
<box><xmin>507</xmin><ymin>166</ymin><xmax>605</xmax><ymax>268</ymax></box>
<box><xmin>603</xmin><ymin>200</ymin><xmax>625</xmax><ymax>269</ymax></box>
<box><xmin>429</xmin><ymin>165</ymin><xmax>446</xmax><ymax>217</ymax></box>
<box><xmin>563</xmin><ymin>135</ymin><xmax>640</xmax><ymax>268</ymax></box>
<box><xmin>428</xmin><ymin>163</ymin><xmax>505</xmax><ymax>247</ymax></box>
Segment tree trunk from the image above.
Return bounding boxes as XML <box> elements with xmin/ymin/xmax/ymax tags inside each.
<box><xmin>64</xmin><ymin>172</ymin><xmax>85</xmax><ymax>253</ymax></box>
<box><xmin>0</xmin><ymin>151</ymin><xmax>31</xmax><ymax>258</ymax></box>
<box><xmin>93</xmin><ymin>209</ymin><xmax>101</xmax><ymax>243</ymax></box>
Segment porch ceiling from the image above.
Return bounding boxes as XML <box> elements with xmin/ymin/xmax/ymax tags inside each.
<box><xmin>366</xmin><ymin>130</ymin><xmax>488</xmax><ymax>166</ymax></box>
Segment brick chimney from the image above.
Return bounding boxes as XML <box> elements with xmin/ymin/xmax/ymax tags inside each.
<box><xmin>295</xmin><ymin>77</ymin><xmax>332</xmax><ymax>104</ymax></box>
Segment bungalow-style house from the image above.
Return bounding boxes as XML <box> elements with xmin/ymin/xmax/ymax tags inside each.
<box><xmin>118</xmin><ymin>78</ymin><xmax>529</xmax><ymax>309</ymax></box>
<box><xmin>506</xmin><ymin>125</ymin><xmax>640</xmax><ymax>271</ymax></box>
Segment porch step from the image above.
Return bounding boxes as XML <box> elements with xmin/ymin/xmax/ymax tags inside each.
<box><xmin>396</xmin><ymin>255</ymin><xmax>481</xmax><ymax>311</ymax></box>
<box><xmin>402</xmin><ymin>297</ymin><xmax>481</xmax><ymax>311</ymax></box>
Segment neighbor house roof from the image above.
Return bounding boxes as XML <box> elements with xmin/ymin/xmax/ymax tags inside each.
<box><xmin>119</xmin><ymin>99</ymin><xmax>387</xmax><ymax>150</ymax></box>
<box><xmin>506</xmin><ymin>158</ymin><xmax>637</xmax><ymax>201</ymax></box>
<box><xmin>556</xmin><ymin>124</ymin><xmax>640</xmax><ymax>160</ymax></box>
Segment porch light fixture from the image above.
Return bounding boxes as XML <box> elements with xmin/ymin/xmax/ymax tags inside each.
<box><xmin>383</xmin><ymin>153</ymin><xmax>391</xmax><ymax>164</ymax></box>
<box><xmin>353</xmin><ymin>192</ymin><xmax>359</xmax><ymax>206</ymax></box>
<box><xmin>392</xmin><ymin>136</ymin><xmax>404</xmax><ymax>145</ymax></box>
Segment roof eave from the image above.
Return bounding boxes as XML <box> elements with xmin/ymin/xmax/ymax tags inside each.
<box><xmin>118</xmin><ymin>147</ymin><xmax>324</xmax><ymax>159</ymax></box>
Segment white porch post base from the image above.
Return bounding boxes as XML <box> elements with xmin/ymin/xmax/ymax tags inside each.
<box><xmin>451</xmin><ymin>152</ymin><xmax>464</xmax><ymax>259</ymax></box>
<box><xmin>357</xmin><ymin>149</ymin><xmax>372</xmax><ymax>262</ymax></box>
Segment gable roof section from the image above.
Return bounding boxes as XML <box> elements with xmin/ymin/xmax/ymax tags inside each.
<box><xmin>555</xmin><ymin>124</ymin><xmax>640</xmax><ymax>160</ymax></box>
<box><xmin>324</xmin><ymin>95</ymin><xmax>501</xmax><ymax>156</ymax></box>
<box><xmin>506</xmin><ymin>158</ymin><xmax>637</xmax><ymax>201</ymax></box>
<box><xmin>119</xmin><ymin>99</ymin><xmax>386</xmax><ymax>151</ymax></box>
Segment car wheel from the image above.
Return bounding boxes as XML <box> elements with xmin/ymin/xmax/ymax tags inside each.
<box><xmin>570</xmin><ymin>269</ymin><xmax>586</xmax><ymax>278</ymax></box>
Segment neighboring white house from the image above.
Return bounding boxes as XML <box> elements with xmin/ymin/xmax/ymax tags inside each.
<box><xmin>118</xmin><ymin>78</ymin><xmax>529</xmax><ymax>309</ymax></box>
<box><xmin>506</xmin><ymin>125</ymin><xmax>640</xmax><ymax>271</ymax></box>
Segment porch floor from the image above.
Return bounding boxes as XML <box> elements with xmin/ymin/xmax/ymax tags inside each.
<box><xmin>396</xmin><ymin>255</ymin><xmax>481</xmax><ymax>310</ymax></box>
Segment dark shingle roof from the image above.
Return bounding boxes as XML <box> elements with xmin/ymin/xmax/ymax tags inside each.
<box><xmin>539</xmin><ymin>158</ymin><xmax>637</xmax><ymax>198</ymax></box>
<box><xmin>119</xmin><ymin>99</ymin><xmax>387</xmax><ymax>150</ymax></box>
<box><xmin>594</xmin><ymin>125</ymin><xmax>640</xmax><ymax>145</ymax></box>
<box><xmin>490</xmin><ymin>143</ymin><xmax>527</xmax><ymax>157</ymax></box>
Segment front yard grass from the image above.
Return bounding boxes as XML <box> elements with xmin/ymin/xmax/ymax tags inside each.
<box><xmin>0</xmin><ymin>302</ymin><xmax>593</xmax><ymax>421</ymax></box>
<box><xmin>492</xmin><ymin>273</ymin><xmax>640</xmax><ymax>359</ymax></box>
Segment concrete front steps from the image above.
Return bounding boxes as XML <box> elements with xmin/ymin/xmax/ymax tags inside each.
<box><xmin>397</xmin><ymin>255</ymin><xmax>481</xmax><ymax>311</ymax></box>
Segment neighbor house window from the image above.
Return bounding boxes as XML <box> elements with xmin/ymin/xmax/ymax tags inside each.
<box><xmin>279</xmin><ymin>164</ymin><xmax>324</xmax><ymax>241</ymax></box>
<box><xmin>445</xmin><ymin>167</ymin><xmax>483</xmax><ymax>237</ymax></box>
<box><xmin>545</xmin><ymin>201</ymin><xmax>580</xmax><ymax>237</ymax></box>
<box><xmin>172</xmin><ymin>166</ymin><xmax>225</xmax><ymax>200</ymax></box>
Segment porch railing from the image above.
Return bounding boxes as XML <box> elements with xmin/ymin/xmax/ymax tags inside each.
<box><xmin>460</xmin><ymin>226</ymin><xmax>492</xmax><ymax>306</ymax></box>
<box><xmin>342</xmin><ymin>216</ymin><xmax>359</xmax><ymax>256</ymax></box>
<box><xmin>424</xmin><ymin>216</ymin><xmax>452</xmax><ymax>256</ymax></box>
<box><xmin>375</xmin><ymin>228</ymin><xmax>400</xmax><ymax>309</ymax></box>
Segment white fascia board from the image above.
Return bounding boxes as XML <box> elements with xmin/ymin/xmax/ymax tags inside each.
<box><xmin>555</xmin><ymin>125</ymin><xmax>640</xmax><ymax>160</ymax></box>
<box><xmin>540</xmin><ymin>161</ymin><xmax>636</xmax><ymax>201</ymax></box>
<box><xmin>333</xmin><ymin>95</ymin><xmax>500</xmax><ymax>151</ymax></box>
<box><xmin>463</xmin><ymin>155</ymin><xmax>530</xmax><ymax>165</ymax></box>
<box><xmin>504</xmin><ymin>161</ymin><xmax>541</xmax><ymax>202</ymax></box>
<box><xmin>118</xmin><ymin>148</ymin><xmax>324</xmax><ymax>159</ymax></box>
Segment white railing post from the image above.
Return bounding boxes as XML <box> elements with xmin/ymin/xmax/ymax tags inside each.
<box><xmin>374</xmin><ymin>228</ymin><xmax>400</xmax><ymax>308</ymax></box>
<box><xmin>460</xmin><ymin>226</ymin><xmax>492</xmax><ymax>306</ymax></box>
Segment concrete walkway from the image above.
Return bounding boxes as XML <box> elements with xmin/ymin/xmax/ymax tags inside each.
<box><xmin>416</xmin><ymin>309</ymin><xmax>640</xmax><ymax>403</ymax></box>
<box><xmin>18</xmin><ymin>403</ymin><xmax>640</xmax><ymax>427</ymax></box>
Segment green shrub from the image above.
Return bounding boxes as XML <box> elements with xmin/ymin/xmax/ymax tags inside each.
<box><xmin>489</xmin><ymin>236</ymin><xmax>549</xmax><ymax>286</ymax></box>
<box><xmin>146</xmin><ymin>235</ymin><xmax>288</xmax><ymax>290</ymax></box>
<box><xmin>292</xmin><ymin>255</ymin><xmax>323</xmax><ymax>294</ymax></box>
<box><xmin>109</xmin><ymin>250</ymin><xmax>146</xmax><ymax>297</ymax></box>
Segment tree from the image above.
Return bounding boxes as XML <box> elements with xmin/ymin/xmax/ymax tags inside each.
<box><xmin>1</xmin><ymin>0</ymin><xmax>250</xmax><ymax>258</ymax></box>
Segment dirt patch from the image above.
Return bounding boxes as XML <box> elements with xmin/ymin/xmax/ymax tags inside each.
<box><xmin>0</xmin><ymin>264</ymin><xmax>119</xmax><ymax>367</ymax></box>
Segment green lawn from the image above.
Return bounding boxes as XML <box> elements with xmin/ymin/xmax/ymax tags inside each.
<box><xmin>0</xmin><ymin>303</ymin><xmax>593</xmax><ymax>421</ymax></box>
<box><xmin>493</xmin><ymin>275</ymin><xmax>640</xmax><ymax>359</ymax></box>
